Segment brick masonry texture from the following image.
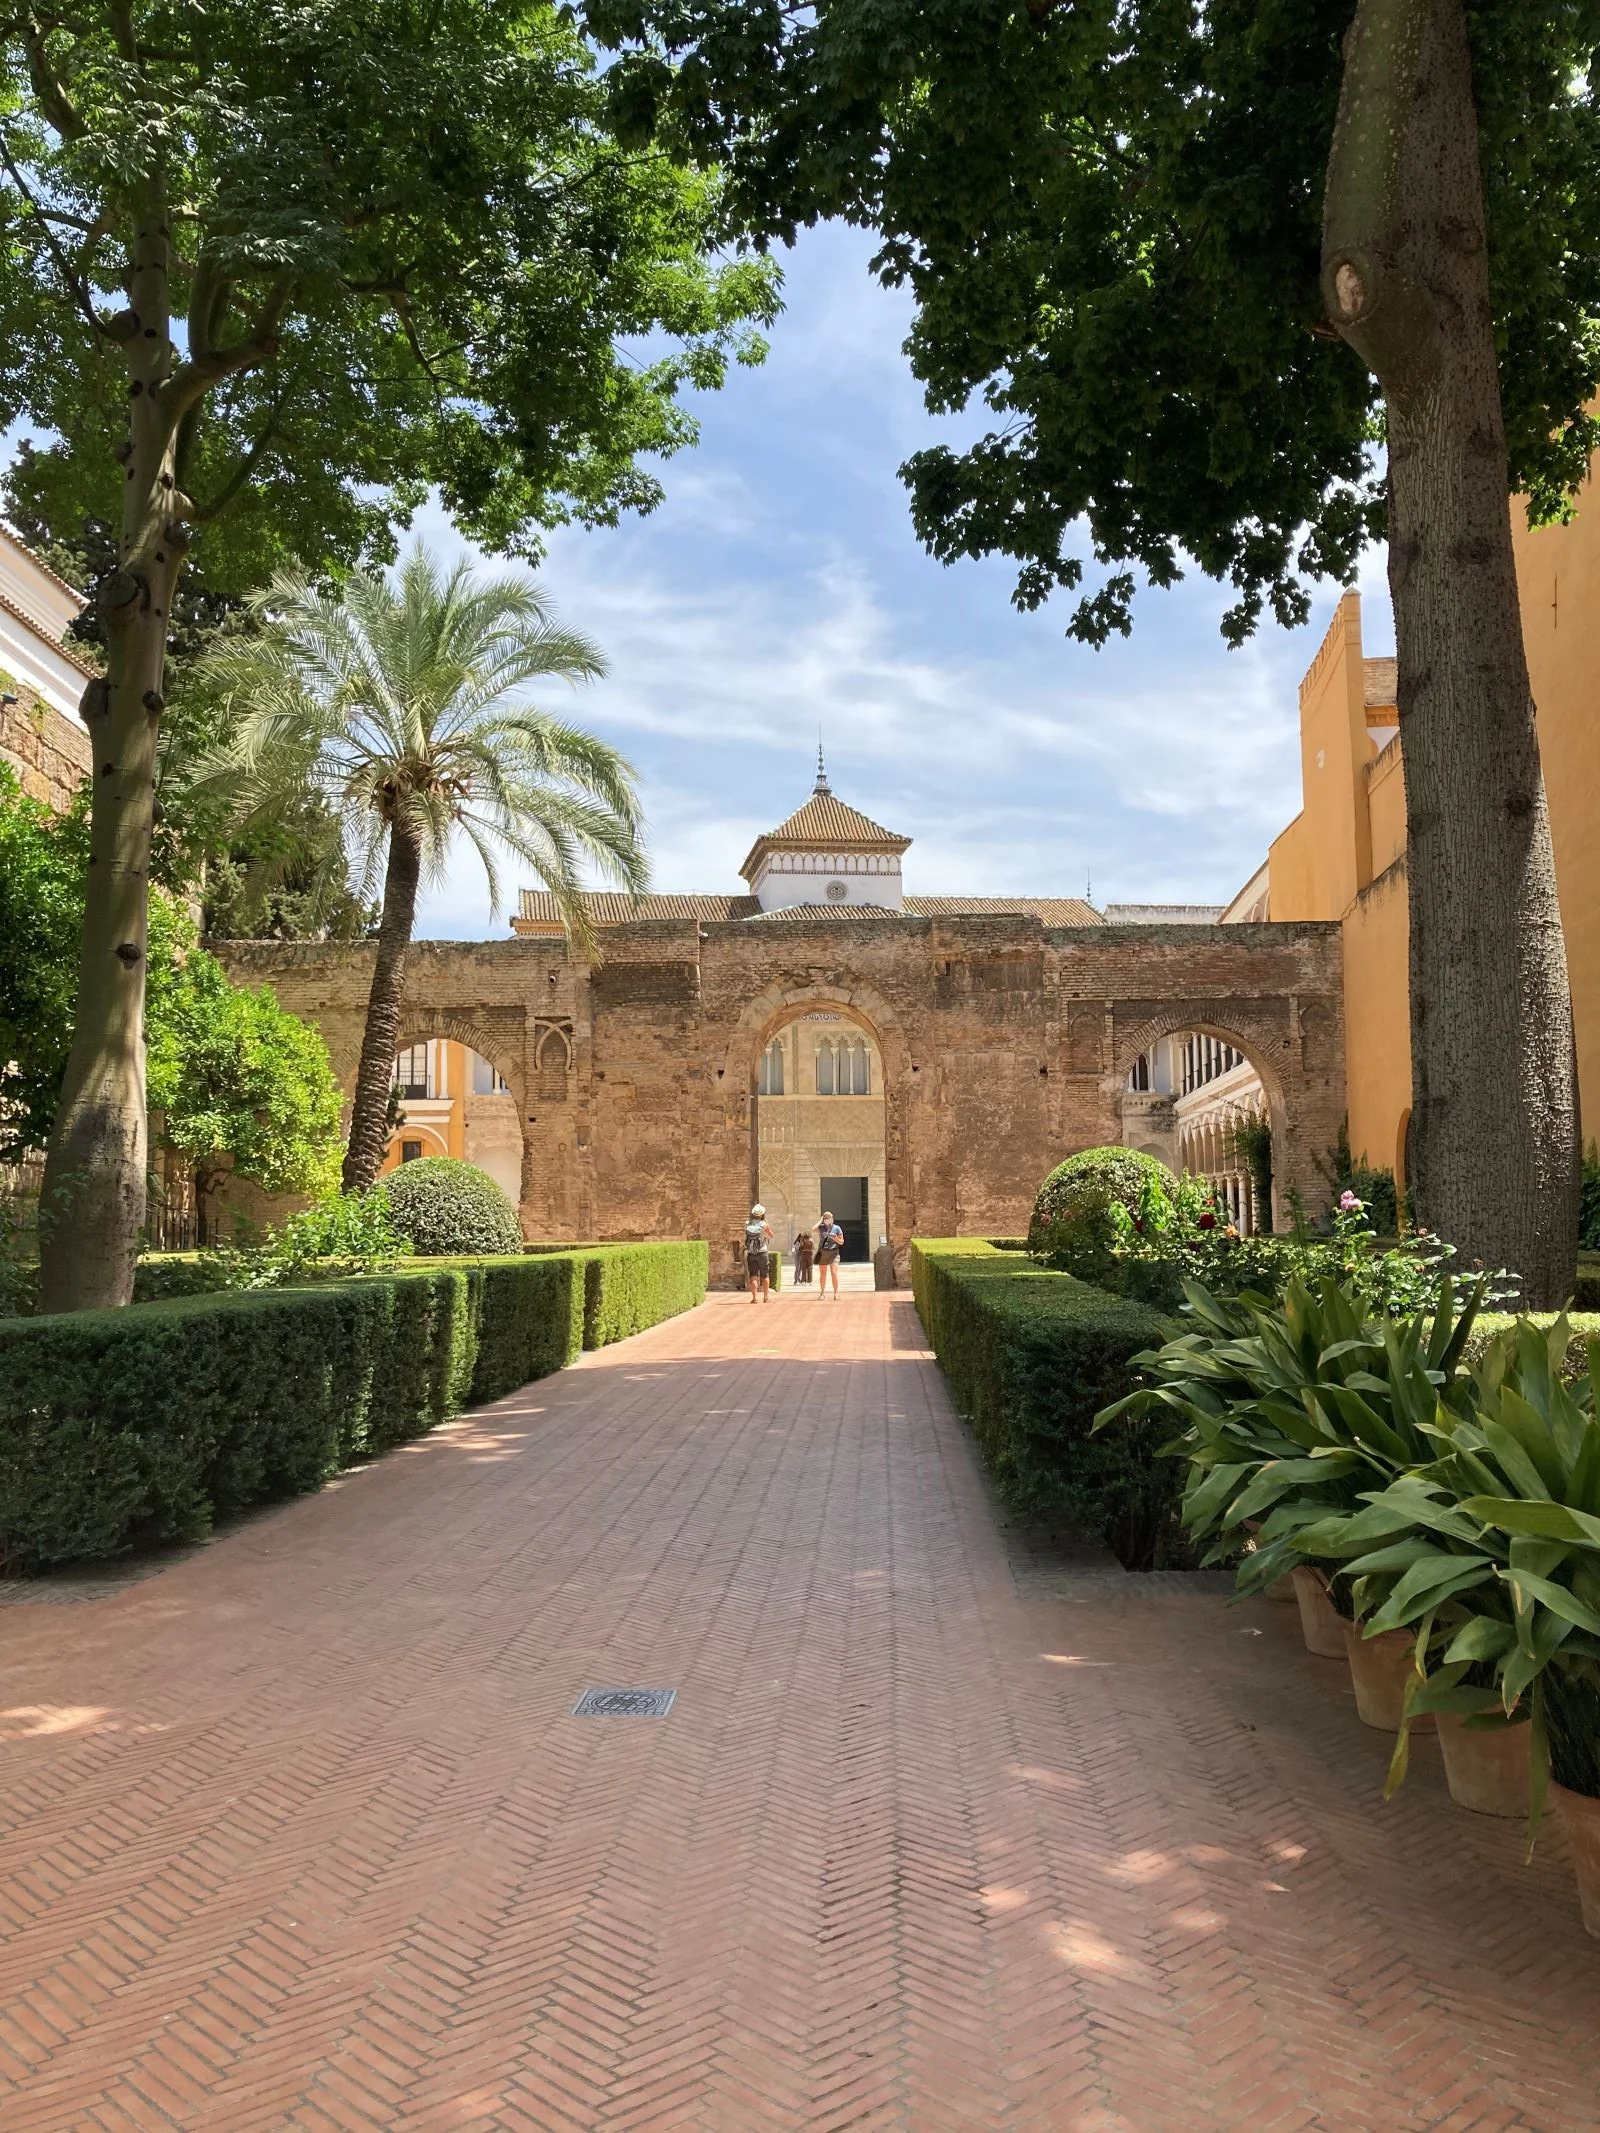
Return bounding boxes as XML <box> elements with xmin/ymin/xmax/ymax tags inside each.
<box><xmin>3</xmin><ymin>1291</ymin><xmax>1597</xmax><ymax>2131</ymax></box>
<box><xmin>0</xmin><ymin>685</ymin><xmax>90</xmax><ymax>814</ymax></box>
<box><xmin>220</xmin><ymin>916</ymin><xmax>1344</xmax><ymax>1282</ymax></box>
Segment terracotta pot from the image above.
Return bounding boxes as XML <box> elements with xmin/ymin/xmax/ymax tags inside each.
<box><xmin>1550</xmin><ymin>1782</ymin><xmax>1600</xmax><ymax>1938</ymax></box>
<box><xmin>1266</xmin><ymin>1571</ymin><xmax>1298</xmax><ymax>1605</ymax></box>
<box><xmin>1291</xmin><ymin>1566</ymin><xmax>1346</xmax><ymax>1657</ymax></box>
<box><xmin>1436</xmin><ymin>1712</ymin><xmax>1530</xmax><ymax>1818</ymax></box>
<box><xmin>1341</xmin><ymin>1621</ymin><xmax>1435</xmax><ymax>1733</ymax></box>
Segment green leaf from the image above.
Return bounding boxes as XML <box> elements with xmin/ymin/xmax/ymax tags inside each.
<box><xmin>1463</xmin><ymin>1496</ymin><xmax>1600</xmax><ymax>1547</ymax></box>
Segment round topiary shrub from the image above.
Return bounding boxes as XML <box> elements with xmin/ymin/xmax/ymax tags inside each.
<box><xmin>1027</xmin><ymin>1146</ymin><xmax>1176</xmax><ymax>1280</ymax></box>
<box><xmin>383</xmin><ymin>1157</ymin><xmax>523</xmax><ymax>1257</ymax></box>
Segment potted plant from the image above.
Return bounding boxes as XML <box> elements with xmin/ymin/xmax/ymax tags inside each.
<box><xmin>1097</xmin><ymin>1269</ymin><xmax>1482</xmax><ymax>1670</ymax></box>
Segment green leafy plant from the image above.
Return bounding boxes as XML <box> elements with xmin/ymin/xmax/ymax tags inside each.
<box><xmin>1096</xmin><ymin>1273</ymin><xmax>1483</xmax><ymax>1602</ymax></box>
<box><xmin>384</xmin><ymin>1158</ymin><xmax>525</xmax><ymax>1258</ymax></box>
<box><xmin>1027</xmin><ymin>1147</ymin><xmax>1176</xmax><ymax>1283</ymax></box>
<box><xmin>146</xmin><ymin>948</ymin><xmax>345</xmax><ymax>1235</ymax></box>
<box><xmin>1233</xmin><ymin>1114</ymin><xmax>1275</xmax><ymax>1233</ymax></box>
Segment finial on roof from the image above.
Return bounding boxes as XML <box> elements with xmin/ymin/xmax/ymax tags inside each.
<box><xmin>815</xmin><ymin>736</ymin><xmax>830</xmax><ymax>793</ymax></box>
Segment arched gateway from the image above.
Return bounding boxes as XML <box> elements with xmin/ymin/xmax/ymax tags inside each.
<box><xmin>217</xmin><ymin>765</ymin><xmax>1344</xmax><ymax>1283</ymax></box>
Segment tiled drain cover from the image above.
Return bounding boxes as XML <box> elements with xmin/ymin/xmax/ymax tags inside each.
<box><xmin>572</xmin><ymin>1686</ymin><xmax>676</xmax><ymax>1719</ymax></box>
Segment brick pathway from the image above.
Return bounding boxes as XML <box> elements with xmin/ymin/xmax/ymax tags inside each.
<box><xmin>3</xmin><ymin>1290</ymin><xmax>1598</xmax><ymax>2132</ymax></box>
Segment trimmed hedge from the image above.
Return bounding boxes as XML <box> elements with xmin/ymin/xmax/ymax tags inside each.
<box><xmin>911</xmin><ymin>1238</ymin><xmax>1184</xmax><ymax>1569</ymax></box>
<box><xmin>384</xmin><ymin>1156</ymin><xmax>524</xmax><ymax>1256</ymax></box>
<box><xmin>0</xmin><ymin>1240</ymin><xmax>707</xmax><ymax>1574</ymax></box>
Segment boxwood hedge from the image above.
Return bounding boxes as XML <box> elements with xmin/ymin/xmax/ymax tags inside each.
<box><xmin>0</xmin><ymin>1240</ymin><xmax>707</xmax><ymax>1574</ymax></box>
<box><xmin>911</xmin><ymin>1238</ymin><xmax>1183</xmax><ymax>1569</ymax></box>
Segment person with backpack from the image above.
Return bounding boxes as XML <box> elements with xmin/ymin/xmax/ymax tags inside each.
<box><xmin>743</xmin><ymin>1203</ymin><xmax>775</xmax><ymax>1303</ymax></box>
<box><xmin>814</xmin><ymin>1210</ymin><xmax>844</xmax><ymax>1298</ymax></box>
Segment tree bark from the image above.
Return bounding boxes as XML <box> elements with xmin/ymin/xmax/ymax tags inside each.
<box><xmin>1322</xmin><ymin>0</ymin><xmax>1577</xmax><ymax>1306</ymax></box>
<box><xmin>342</xmin><ymin>820</ymin><xmax>423</xmax><ymax>1194</ymax></box>
<box><xmin>38</xmin><ymin>192</ymin><xmax>189</xmax><ymax>1313</ymax></box>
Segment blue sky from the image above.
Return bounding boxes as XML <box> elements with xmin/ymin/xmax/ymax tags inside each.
<box><xmin>409</xmin><ymin>222</ymin><xmax>1393</xmax><ymax>940</ymax></box>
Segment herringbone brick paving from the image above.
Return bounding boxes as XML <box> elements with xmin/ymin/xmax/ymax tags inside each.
<box><xmin>2</xmin><ymin>1291</ymin><xmax>1598</xmax><ymax>2130</ymax></box>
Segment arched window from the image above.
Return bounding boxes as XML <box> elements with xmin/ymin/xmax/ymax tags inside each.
<box><xmin>851</xmin><ymin>1041</ymin><xmax>870</xmax><ymax>1095</ymax></box>
<box><xmin>757</xmin><ymin>1039</ymin><xmax>785</xmax><ymax>1096</ymax></box>
<box><xmin>815</xmin><ymin>1039</ymin><xmax>834</xmax><ymax>1095</ymax></box>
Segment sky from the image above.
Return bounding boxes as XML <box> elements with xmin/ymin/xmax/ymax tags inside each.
<box><xmin>406</xmin><ymin>222</ymin><xmax>1393</xmax><ymax>940</ymax></box>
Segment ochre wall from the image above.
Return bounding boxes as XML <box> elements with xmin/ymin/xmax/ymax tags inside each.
<box><xmin>1513</xmin><ymin>489</ymin><xmax>1600</xmax><ymax>1138</ymax></box>
<box><xmin>221</xmin><ymin>916</ymin><xmax>1345</xmax><ymax>1284</ymax></box>
<box><xmin>1263</xmin><ymin>498</ymin><xmax>1600</xmax><ymax>1186</ymax></box>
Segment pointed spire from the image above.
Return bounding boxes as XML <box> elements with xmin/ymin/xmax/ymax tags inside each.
<box><xmin>814</xmin><ymin>735</ymin><xmax>830</xmax><ymax>793</ymax></box>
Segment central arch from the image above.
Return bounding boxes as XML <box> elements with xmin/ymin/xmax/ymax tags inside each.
<box><xmin>744</xmin><ymin>991</ymin><xmax>892</xmax><ymax>1265</ymax></box>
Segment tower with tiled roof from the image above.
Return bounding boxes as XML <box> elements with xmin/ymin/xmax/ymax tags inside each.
<box><xmin>738</xmin><ymin>749</ymin><xmax>911</xmax><ymax>915</ymax></box>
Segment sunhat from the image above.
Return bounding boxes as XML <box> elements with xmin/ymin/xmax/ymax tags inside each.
<box><xmin>751</xmin><ymin>1203</ymin><xmax>765</xmax><ymax>1217</ymax></box>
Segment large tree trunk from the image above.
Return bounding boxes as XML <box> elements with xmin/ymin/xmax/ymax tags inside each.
<box><xmin>342</xmin><ymin>820</ymin><xmax>422</xmax><ymax>1193</ymax></box>
<box><xmin>1322</xmin><ymin>0</ymin><xmax>1577</xmax><ymax>1306</ymax></box>
<box><xmin>38</xmin><ymin>202</ymin><xmax>188</xmax><ymax>1314</ymax></box>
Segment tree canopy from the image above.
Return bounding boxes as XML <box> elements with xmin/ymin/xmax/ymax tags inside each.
<box><xmin>145</xmin><ymin>951</ymin><xmax>344</xmax><ymax>1211</ymax></box>
<box><xmin>590</xmin><ymin>0</ymin><xmax>1600</xmax><ymax>642</ymax></box>
<box><xmin>4</xmin><ymin>0</ymin><xmax>779</xmax><ymax>593</ymax></box>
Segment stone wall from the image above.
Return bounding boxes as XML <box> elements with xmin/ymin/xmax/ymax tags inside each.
<box><xmin>0</xmin><ymin>685</ymin><xmax>89</xmax><ymax>814</ymax></box>
<box><xmin>219</xmin><ymin>913</ymin><xmax>1345</xmax><ymax>1283</ymax></box>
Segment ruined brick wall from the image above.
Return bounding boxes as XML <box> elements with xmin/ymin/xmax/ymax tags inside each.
<box><xmin>0</xmin><ymin>687</ymin><xmax>89</xmax><ymax>814</ymax></box>
<box><xmin>220</xmin><ymin>914</ymin><xmax>1344</xmax><ymax>1283</ymax></box>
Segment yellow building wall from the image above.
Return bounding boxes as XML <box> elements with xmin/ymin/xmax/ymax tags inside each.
<box><xmin>1263</xmin><ymin>491</ymin><xmax>1600</xmax><ymax>1191</ymax></box>
<box><xmin>1513</xmin><ymin>490</ymin><xmax>1600</xmax><ymax>1138</ymax></box>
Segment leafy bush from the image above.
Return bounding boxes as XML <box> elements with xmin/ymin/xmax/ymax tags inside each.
<box><xmin>0</xmin><ymin>1241</ymin><xmax>707</xmax><ymax>1573</ymax></box>
<box><xmin>1027</xmin><ymin>1146</ymin><xmax>1175</xmax><ymax>1282</ymax></box>
<box><xmin>1580</xmin><ymin>1144</ymin><xmax>1600</xmax><ymax>1252</ymax></box>
<box><xmin>1316</xmin><ymin>1119</ymin><xmax>1402</xmax><ymax>1235</ymax></box>
<box><xmin>1100</xmin><ymin>1272</ymin><xmax>1484</xmax><ymax>1601</ymax></box>
<box><xmin>384</xmin><ymin>1157</ymin><xmax>524</xmax><ymax>1256</ymax></box>
<box><xmin>133</xmin><ymin>1189</ymin><xmax>411</xmax><ymax>1301</ymax></box>
<box><xmin>1296</xmin><ymin>1315</ymin><xmax>1600</xmax><ymax>1824</ymax></box>
<box><xmin>911</xmin><ymin>1238</ymin><xmax>1184</xmax><ymax>1568</ymax></box>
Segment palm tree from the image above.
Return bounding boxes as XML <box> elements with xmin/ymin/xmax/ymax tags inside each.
<box><xmin>201</xmin><ymin>545</ymin><xmax>647</xmax><ymax>1192</ymax></box>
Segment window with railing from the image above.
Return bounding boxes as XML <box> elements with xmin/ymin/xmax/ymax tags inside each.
<box><xmin>393</xmin><ymin>1044</ymin><xmax>432</xmax><ymax>1100</ymax></box>
<box><xmin>757</xmin><ymin>1039</ymin><xmax>785</xmax><ymax>1096</ymax></box>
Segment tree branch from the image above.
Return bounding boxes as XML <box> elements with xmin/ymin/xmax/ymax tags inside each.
<box><xmin>1321</xmin><ymin>0</ymin><xmax>1443</xmax><ymax>392</ymax></box>
<box><xmin>194</xmin><ymin>369</ymin><xmax>299</xmax><ymax>521</ymax></box>
<box><xmin>0</xmin><ymin>128</ymin><xmax>103</xmax><ymax>336</ymax></box>
<box><xmin>164</xmin><ymin>270</ymin><xmax>295</xmax><ymax>410</ymax></box>
<box><xmin>22</xmin><ymin>15</ymin><xmax>85</xmax><ymax>140</ymax></box>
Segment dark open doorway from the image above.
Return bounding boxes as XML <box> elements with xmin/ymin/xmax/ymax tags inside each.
<box><xmin>820</xmin><ymin>1175</ymin><xmax>869</xmax><ymax>1262</ymax></box>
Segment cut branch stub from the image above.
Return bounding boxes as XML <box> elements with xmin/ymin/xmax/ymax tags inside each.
<box><xmin>79</xmin><ymin>676</ymin><xmax>110</xmax><ymax>719</ymax></box>
<box><xmin>97</xmin><ymin>570</ymin><xmax>147</xmax><ymax>626</ymax></box>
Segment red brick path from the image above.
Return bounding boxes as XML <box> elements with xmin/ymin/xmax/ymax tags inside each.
<box><xmin>2</xmin><ymin>1291</ymin><xmax>1597</xmax><ymax>2131</ymax></box>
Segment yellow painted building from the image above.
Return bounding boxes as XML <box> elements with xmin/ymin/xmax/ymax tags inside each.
<box><xmin>1237</xmin><ymin>487</ymin><xmax>1600</xmax><ymax>1194</ymax></box>
<box><xmin>378</xmin><ymin>1038</ymin><xmax>524</xmax><ymax>1206</ymax></box>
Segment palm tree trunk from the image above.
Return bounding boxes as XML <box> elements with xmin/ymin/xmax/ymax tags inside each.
<box><xmin>343</xmin><ymin>821</ymin><xmax>422</xmax><ymax>1194</ymax></box>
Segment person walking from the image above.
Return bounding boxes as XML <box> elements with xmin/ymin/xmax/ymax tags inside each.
<box><xmin>814</xmin><ymin>1209</ymin><xmax>843</xmax><ymax>1298</ymax></box>
<box><xmin>794</xmin><ymin>1227</ymin><xmax>815</xmax><ymax>1286</ymax></box>
<box><xmin>743</xmin><ymin>1204</ymin><xmax>775</xmax><ymax>1303</ymax></box>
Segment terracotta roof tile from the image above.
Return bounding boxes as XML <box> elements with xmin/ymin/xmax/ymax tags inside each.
<box><xmin>903</xmin><ymin>896</ymin><xmax>1105</xmax><ymax>926</ymax></box>
<box><xmin>514</xmin><ymin>891</ymin><xmax>758</xmax><ymax>930</ymax></box>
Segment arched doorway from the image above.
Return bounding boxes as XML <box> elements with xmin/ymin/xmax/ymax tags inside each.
<box><xmin>1120</xmin><ymin>1025</ymin><xmax>1281</xmax><ymax>1233</ymax></box>
<box><xmin>381</xmin><ymin>1031</ymin><xmax>525</xmax><ymax>1208</ymax></box>
<box><xmin>754</xmin><ymin>1004</ymin><xmax>886</xmax><ymax>1263</ymax></box>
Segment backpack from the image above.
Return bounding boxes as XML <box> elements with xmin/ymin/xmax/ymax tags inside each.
<box><xmin>745</xmin><ymin>1219</ymin><xmax>767</xmax><ymax>1247</ymax></box>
